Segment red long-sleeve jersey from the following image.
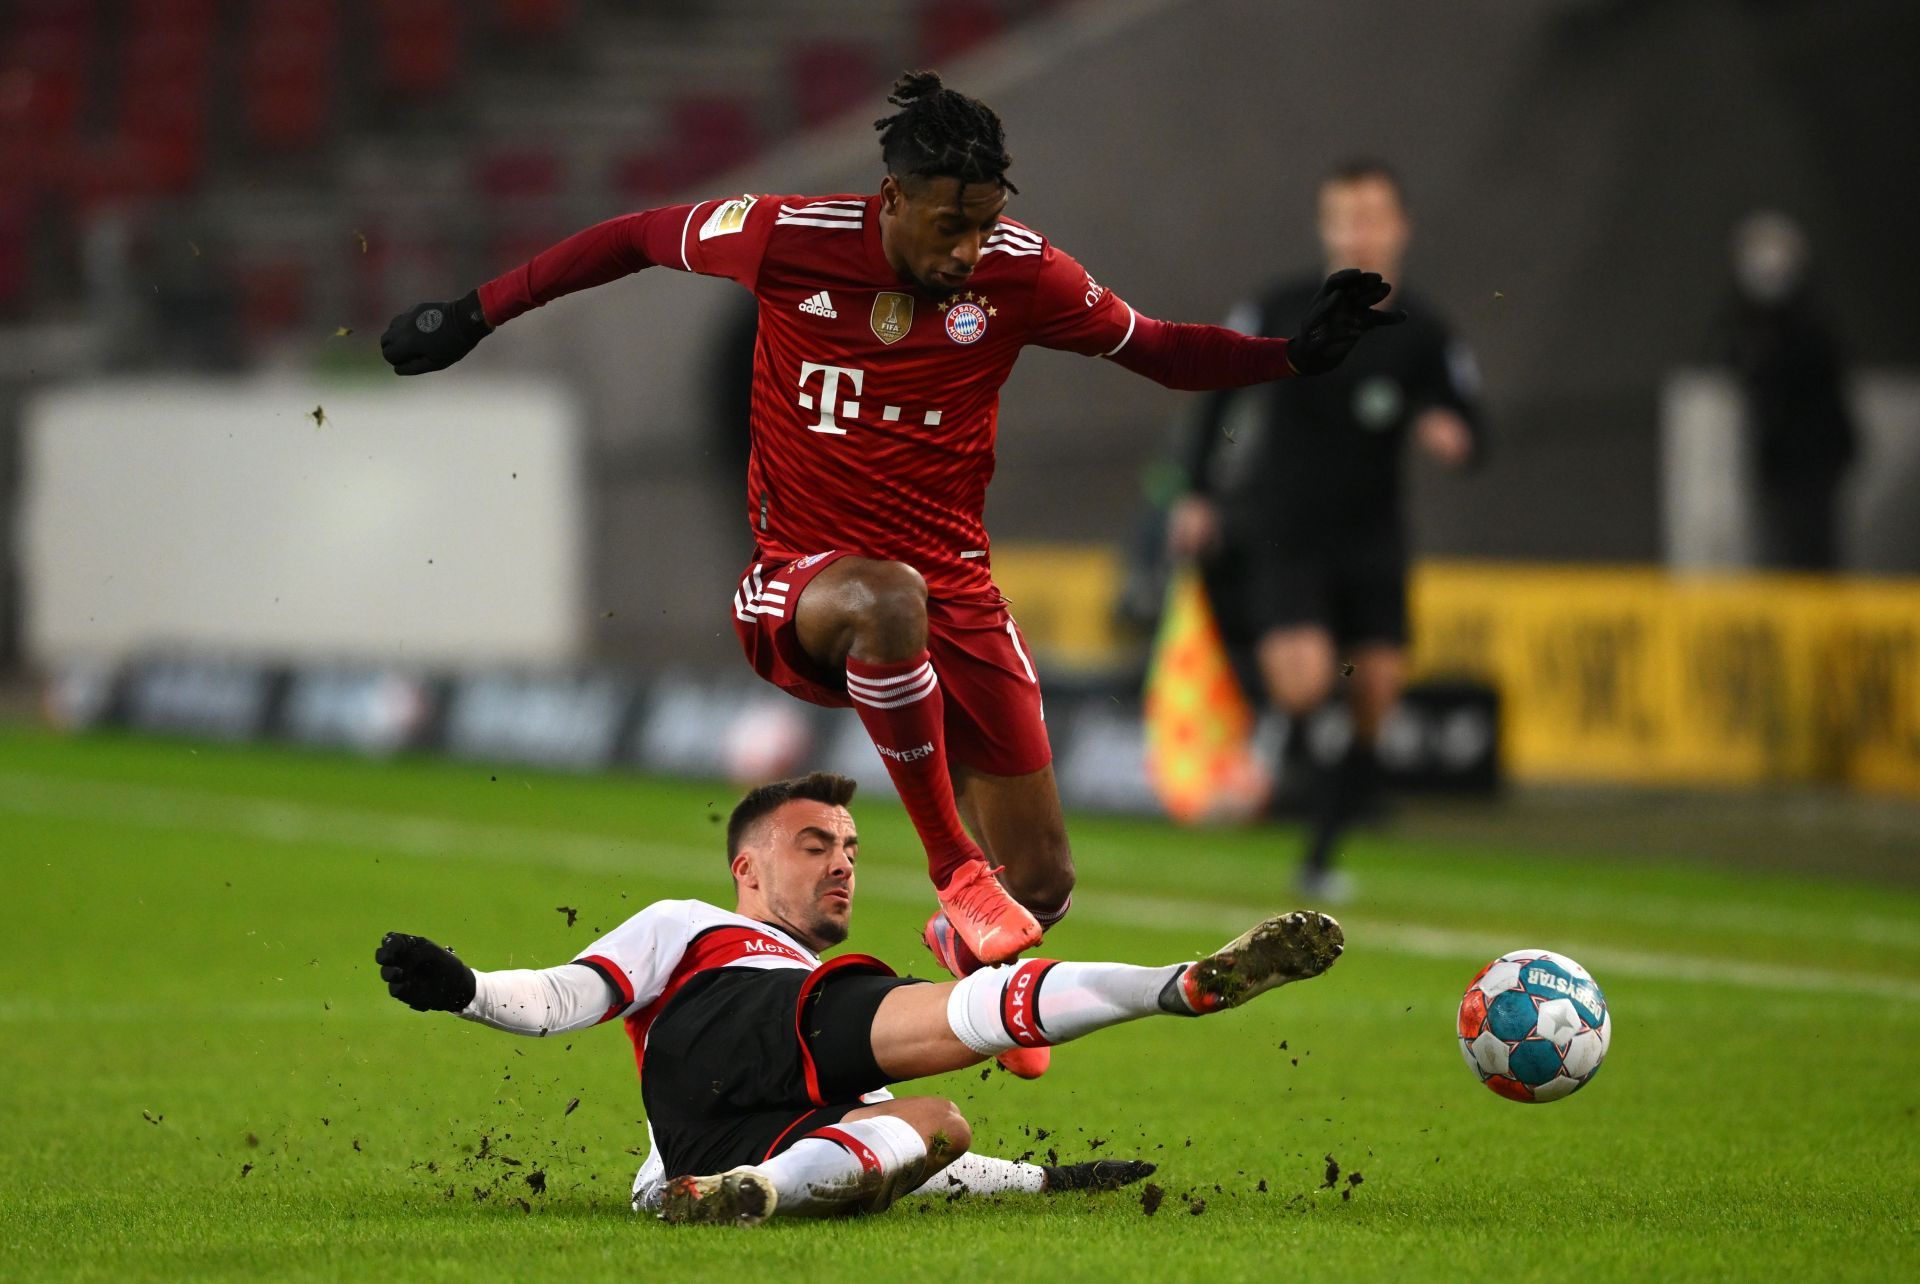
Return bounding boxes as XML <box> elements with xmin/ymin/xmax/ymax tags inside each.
<box><xmin>480</xmin><ymin>193</ymin><xmax>1294</xmax><ymax>600</ymax></box>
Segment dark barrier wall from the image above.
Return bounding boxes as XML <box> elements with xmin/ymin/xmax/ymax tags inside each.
<box><xmin>451</xmin><ymin>0</ymin><xmax>1919</xmax><ymax>670</ymax></box>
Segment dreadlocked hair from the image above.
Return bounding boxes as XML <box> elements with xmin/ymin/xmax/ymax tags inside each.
<box><xmin>873</xmin><ymin>70</ymin><xmax>1018</xmax><ymax>194</ymax></box>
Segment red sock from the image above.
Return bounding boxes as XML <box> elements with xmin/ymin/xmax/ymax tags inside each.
<box><xmin>845</xmin><ymin>651</ymin><xmax>981</xmax><ymax>887</ymax></box>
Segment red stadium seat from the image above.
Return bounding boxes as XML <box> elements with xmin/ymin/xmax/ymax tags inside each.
<box><xmin>62</xmin><ymin>134</ymin><xmax>203</xmax><ymax>210</ymax></box>
<box><xmin>669</xmin><ymin>95</ymin><xmax>760</xmax><ymax>182</ymax></box>
<box><xmin>472</xmin><ymin>146</ymin><xmax>564</xmax><ymax>201</ymax></box>
<box><xmin>609</xmin><ymin>148</ymin><xmax>674</xmax><ymax>204</ymax></box>
<box><xmin>916</xmin><ymin>0</ymin><xmax>1006</xmax><ymax>66</ymax></box>
<box><xmin>241</xmin><ymin>44</ymin><xmax>333</xmax><ymax>152</ymax></box>
<box><xmin>474</xmin><ymin>145</ymin><xmax>567</xmax><ymax>268</ymax></box>
<box><xmin>0</xmin><ymin>191</ymin><xmax>35</xmax><ymax>313</ymax></box>
<box><xmin>117</xmin><ymin>28</ymin><xmax>214</xmax><ymax>190</ymax></box>
<box><xmin>9</xmin><ymin>0</ymin><xmax>98</xmax><ymax>44</ymax></box>
<box><xmin>372</xmin><ymin>0</ymin><xmax>464</xmax><ymax>101</ymax></box>
<box><xmin>612</xmin><ymin>97</ymin><xmax>760</xmax><ymax>201</ymax></box>
<box><xmin>495</xmin><ymin>0</ymin><xmax>577</xmax><ymax>41</ymax></box>
<box><xmin>237</xmin><ymin>1</ymin><xmax>339</xmax><ymax>152</ymax></box>
<box><xmin>3</xmin><ymin>0</ymin><xmax>97</xmax><ymax>148</ymax></box>
<box><xmin>0</xmin><ymin>64</ymin><xmax>87</xmax><ymax>143</ymax></box>
<box><xmin>124</xmin><ymin>0</ymin><xmax>219</xmax><ymax>31</ymax></box>
<box><xmin>788</xmin><ymin>39</ymin><xmax>879</xmax><ymax>128</ymax></box>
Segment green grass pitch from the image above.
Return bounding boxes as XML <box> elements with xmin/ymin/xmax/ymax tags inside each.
<box><xmin>3</xmin><ymin>726</ymin><xmax>1917</xmax><ymax>1282</ymax></box>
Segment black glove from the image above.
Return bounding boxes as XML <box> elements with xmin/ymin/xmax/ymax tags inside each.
<box><xmin>1042</xmin><ymin>1159</ymin><xmax>1157</xmax><ymax>1192</ymax></box>
<box><xmin>380</xmin><ymin>289</ymin><xmax>490</xmax><ymax>376</ymax></box>
<box><xmin>1285</xmin><ymin>268</ymin><xmax>1407</xmax><ymax>375</ymax></box>
<box><xmin>375</xmin><ymin>931</ymin><xmax>477</xmax><ymax>1012</ymax></box>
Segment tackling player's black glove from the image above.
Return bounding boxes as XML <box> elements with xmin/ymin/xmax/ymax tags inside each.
<box><xmin>379</xmin><ymin>289</ymin><xmax>491</xmax><ymax>376</ymax></box>
<box><xmin>1285</xmin><ymin>268</ymin><xmax>1407</xmax><ymax>375</ymax></box>
<box><xmin>375</xmin><ymin>931</ymin><xmax>477</xmax><ymax>1012</ymax></box>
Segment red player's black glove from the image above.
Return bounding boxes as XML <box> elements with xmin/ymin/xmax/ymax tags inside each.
<box><xmin>375</xmin><ymin>931</ymin><xmax>477</xmax><ymax>1012</ymax></box>
<box><xmin>380</xmin><ymin>290</ymin><xmax>491</xmax><ymax>376</ymax></box>
<box><xmin>1286</xmin><ymin>269</ymin><xmax>1407</xmax><ymax>375</ymax></box>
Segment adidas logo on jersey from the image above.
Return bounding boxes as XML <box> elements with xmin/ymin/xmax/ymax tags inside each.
<box><xmin>798</xmin><ymin>291</ymin><xmax>838</xmax><ymax>319</ymax></box>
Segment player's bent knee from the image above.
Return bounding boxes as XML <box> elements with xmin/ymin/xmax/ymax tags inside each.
<box><xmin>1006</xmin><ymin>859</ymin><xmax>1075</xmax><ymax>919</ymax></box>
<box><xmin>845</xmin><ymin>561</ymin><xmax>929</xmax><ymax>661</ymax></box>
<box><xmin>929</xmin><ymin>1099</ymin><xmax>972</xmax><ymax>1158</ymax></box>
<box><xmin>1001</xmin><ymin>833</ymin><xmax>1075</xmax><ymax>916</ymax></box>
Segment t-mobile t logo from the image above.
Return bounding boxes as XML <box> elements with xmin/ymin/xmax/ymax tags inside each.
<box><xmin>797</xmin><ymin>362</ymin><xmax>864</xmax><ymax>435</ymax></box>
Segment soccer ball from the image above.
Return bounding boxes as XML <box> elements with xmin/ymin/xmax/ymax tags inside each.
<box><xmin>1457</xmin><ymin>949</ymin><xmax>1610</xmax><ymax>1102</ymax></box>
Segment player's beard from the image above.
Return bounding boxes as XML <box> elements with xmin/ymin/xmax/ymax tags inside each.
<box><xmin>810</xmin><ymin>912</ymin><xmax>850</xmax><ymax>948</ymax></box>
<box><xmin>769</xmin><ymin>886</ymin><xmax>851</xmax><ymax>950</ymax></box>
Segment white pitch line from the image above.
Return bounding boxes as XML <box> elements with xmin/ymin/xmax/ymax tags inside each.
<box><xmin>1072</xmin><ymin>893</ymin><xmax>1920</xmax><ymax>1006</ymax></box>
<box><xmin>5</xmin><ymin>771</ymin><xmax>1919</xmax><ymax>1006</ymax></box>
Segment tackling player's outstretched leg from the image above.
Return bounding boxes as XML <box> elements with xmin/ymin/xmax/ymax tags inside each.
<box><xmin>653</xmin><ymin>907</ymin><xmax>1343</xmax><ymax>1225</ymax></box>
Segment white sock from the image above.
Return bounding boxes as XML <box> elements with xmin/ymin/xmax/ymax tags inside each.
<box><xmin>909</xmin><ymin>1152</ymin><xmax>1046</xmax><ymax>1197</ymax></box>
<box><xmin>755</xmin><ymin>1116</ymin><xmax>928</xmax><ymax>1217</ymax></box>
<box><xmin>947</xmin><ymin>959</ymin><xmax>1192</xmax><ymax>1056</ymax></box>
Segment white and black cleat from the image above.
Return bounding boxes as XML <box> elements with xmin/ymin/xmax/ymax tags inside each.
<box><xmin>658</xmin><ymin>1167</ymin><xmax>779</xmax><ymax>1226</ymax></box>
<box><xmin>1162</xmin><ymin>910</ymin><xmax>1345</xmax><ymax>1014</ymax></box>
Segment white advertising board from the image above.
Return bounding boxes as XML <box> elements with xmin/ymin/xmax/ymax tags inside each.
<box><xmin>21</xmin><ymin>377</ymin><xmax>585</xmax><ymax>665</ymax></box>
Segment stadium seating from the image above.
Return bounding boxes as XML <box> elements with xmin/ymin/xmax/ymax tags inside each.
<box><xmin>789</xmin><ymin>39</ymin><xmax>881</xmax><ymax>128</ymax></box>
<box><xmin>917</xmin><ymin>0</ymin><xmax>1007</xmax><ymax>66</ymax></box>
<box><xmin>0</xmin><ymin>191</ymin><xmax>34</xmax><ymax>313</ymax></box>
<box><xmin>117</xmin><ymin>8</ymin><xmax>217</xmax><ymax>195</ymax></box>
<box><xmin>472</xmin><ymin>144</ymin><xmax>569</xmax><ymax>267</ymax></box>
<box><xmin>495</xmin><ymin>0</ymin><xmax>578</xmax><ymax>41</ymax></box>
<box><xmin>239</xmin><ymin>1</ymin><xmax>340</xmax><ymax>153</ymax></box>
<box><xmin>372</xmin><ymin>0</ymin><xmax>465</xmax><ymax>102</ymax></box>
<box><xmin>0</xmin><ymin>0</ymin><xmax>1050</xmax><ymax>328</ymax></box>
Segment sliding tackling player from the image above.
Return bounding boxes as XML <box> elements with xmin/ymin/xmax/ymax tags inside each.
<box><xmin>375</xmin><ymin>773</ymin><xmax>1342</xmax><ymax>1223</ymax></box>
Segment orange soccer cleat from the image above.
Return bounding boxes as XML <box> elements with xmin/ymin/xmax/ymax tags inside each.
<box><xmin>923</xmin><ymin>910</ymin><xmax>1051</xmax><ymax>1080</ymax></box>
<box><xmin>933</xmin><ymin>860</ymin><xmax>1041</xmax><ymax>966</ymax></box>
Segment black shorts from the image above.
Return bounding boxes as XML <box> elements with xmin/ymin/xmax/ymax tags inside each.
<box><xmin>640</xmin><ymin>961</ymin><xmax>926</xmax><ymax>1180</ymax></box>
<box><xmin>1203</xmin><ymin>536</ymin><xmax>1408</xmax><ymax>649</ymax></box>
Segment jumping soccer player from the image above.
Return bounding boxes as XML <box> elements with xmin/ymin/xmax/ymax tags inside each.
<box><xmin>374</xmin><ymin>772</ymin><xmax>1343</xmax><ymax>1224</ymax></box>
<box><xmin>380</xmin><ymin>72</ymin><xmax>1394</xmax><ymax>1078</ymax></box>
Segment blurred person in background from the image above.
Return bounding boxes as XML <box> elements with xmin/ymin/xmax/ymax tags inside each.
<box><xmin>1166</xmin><ymin>160</ymin><xmax>1482</xmax><ymax>902</ymax></box>
<box><xmin>1721</xmin><ymin>210</ymin><xmax>1856</xmax><ymax>572</ymax></box>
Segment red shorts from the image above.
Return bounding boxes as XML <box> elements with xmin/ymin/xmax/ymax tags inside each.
<box><xmin>730</xmin><ymin>550</ymin><xmax>1052</xmax><ymax>778</ymax></box>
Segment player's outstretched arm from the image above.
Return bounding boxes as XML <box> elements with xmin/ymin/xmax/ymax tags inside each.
<box><xmin>380</xmin><ymin>198</ymin><xmax>770</xmax><ymax>377</ymax></box>
<box><xmin>374</xmin><ymin>931</ymin><xmax>614</xmax><ymax>1036</ymax></box>
<box><xmin>1105</xmin><ymin>269</ymin><xmax>1405</xmax><ymax>391</ymax></box>
<box><xmin>376</xmin><ymin>931</ymin><xmax>476</xmax><ymax>1011</ymax></box>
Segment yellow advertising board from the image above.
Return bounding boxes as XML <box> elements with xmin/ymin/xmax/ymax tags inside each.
<box><xmin>990</xmin><ymin>544</ymin><xmax>1919</xmax><ymax>796</ymax></box>
<box><xmin>1410</xmin><ymin>563</ymin><xmax>1920</xmax><ymax>795</ymax></box>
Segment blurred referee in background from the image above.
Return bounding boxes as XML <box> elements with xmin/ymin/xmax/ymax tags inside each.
<box><xmin>1166</xmin><ymin>160</ymin><xmax>1482</xmax><ymax>901</ymax></box>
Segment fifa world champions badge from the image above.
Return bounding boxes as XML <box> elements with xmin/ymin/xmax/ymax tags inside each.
<box><xmin>870</xmin><ymin>292</ymin><xmax>914</xmax><ymax>345</ymax></box>
<box><xmin>941</xmin><ymin>292</ymin><xmax>992</xmax><ymax>344</ymax></box>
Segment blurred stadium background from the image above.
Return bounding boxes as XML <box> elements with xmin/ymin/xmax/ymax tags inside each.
<box><xmin>4</xmin><ymin>0</ymin><xmax>1919</xmax><ymax>837</ymax></box>
<box><xmin>6</xmin><ymin>4</ymin><xmax>1920</xmax><ymax>1278</ymax></box>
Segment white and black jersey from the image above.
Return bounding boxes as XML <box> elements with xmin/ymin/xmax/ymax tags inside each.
<box><xmin>565</xmin><ymin>899</ymin><xmax>916</xmax><ymax>1208</ymax></box>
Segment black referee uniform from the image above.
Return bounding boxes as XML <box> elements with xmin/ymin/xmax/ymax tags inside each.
<box><xmin>1181</xmin><ymin>276</ymin><xmax>1482</xmax><ymax>654</ymax></box>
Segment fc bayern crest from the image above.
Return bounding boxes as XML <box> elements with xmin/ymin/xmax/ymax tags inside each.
<box><xmin>944</xmin><ymin>301</ymin><xmax>988</xmax><ymax>344</ymax></box>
